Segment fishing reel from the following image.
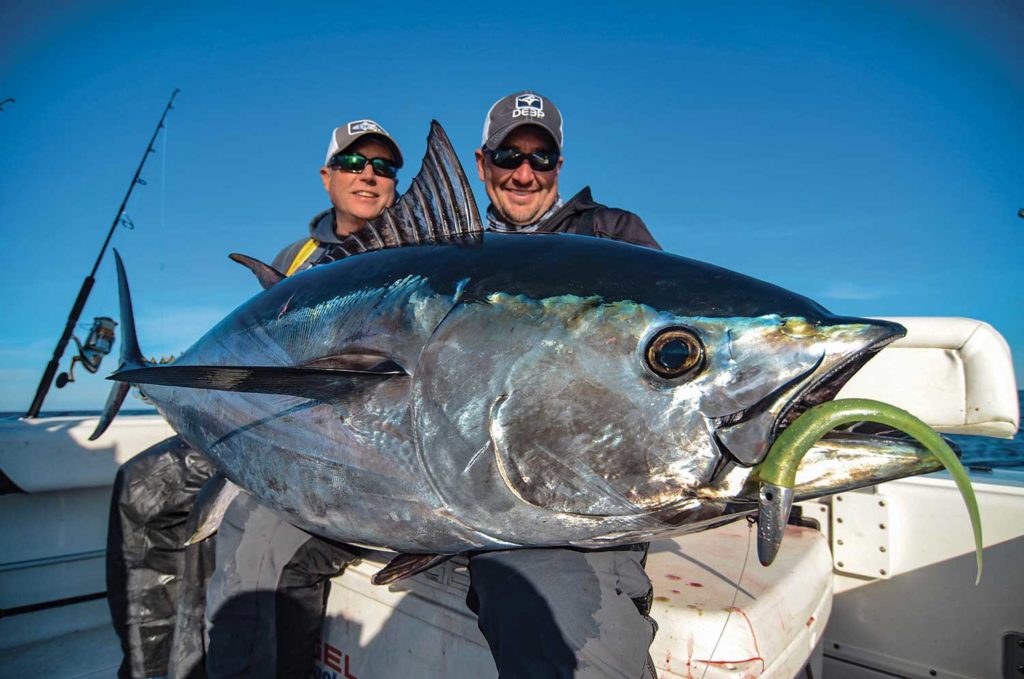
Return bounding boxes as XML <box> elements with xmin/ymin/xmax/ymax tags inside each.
<box><xmin>55</xmin><ymin>316</ymin><xmax>117</xmax><ymax>388</ymax></box>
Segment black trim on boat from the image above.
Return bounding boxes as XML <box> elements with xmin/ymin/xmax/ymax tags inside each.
<box><xmin>0</xmin><ymin>548</ymin><xmax>106</xmax><ymax>573</ymax></box>
<box><xmin>0</xmin><ymin>591</ymin><xmax>107</xmax><ymax>619</ymax></box>
<box><xmin>0</xmin><ymin>466</ymin><xmax>25</xmax><ymax>494</ymax></box>
<box><xmin>823</xmin><ymin>647</ymin><xmax>913</xmax><ymax>677</ymax></box>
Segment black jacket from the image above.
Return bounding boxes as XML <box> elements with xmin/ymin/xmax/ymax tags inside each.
<box><xmin>503</xmin><ymin>187</ymin><xmax>661</xmax><ymax>250</ymax></box>
<box><xmin>275</xmin><ymin>187</ymin><xmax>660</xmax><ymax>274</ymax></box>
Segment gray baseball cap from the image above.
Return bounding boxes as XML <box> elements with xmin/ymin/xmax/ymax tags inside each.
<box><xmin>325</xmin><ymin>119</ymin><xmax>404</xmax><ymax>168</ymax></box>
<box><xmin>481</xmin><ymin>90</ymin><xmax>563</xmax><ymax>152</ymax></box>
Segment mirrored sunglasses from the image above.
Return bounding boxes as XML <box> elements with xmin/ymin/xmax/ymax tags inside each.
<box><xmin>328</xmin><ymin>152</ymin><xmax>399</xmax><ymax>179</ymax></box>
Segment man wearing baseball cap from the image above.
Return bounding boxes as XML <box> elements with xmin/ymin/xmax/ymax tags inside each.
<box><xmin>110</xmin><ymin>119</ymin><xmax>404</xmax><ymax>679</ymax></box>
<box><xmin>469</xmin><ymin>91</ymin><xmax>661</xmax><ymax>678</ymax></box>
<box><xmin>180</xmin><ymin>119</ymin><xmax>406</xmax><ymax>679</ymax></box>
<box><xmin>191</xmin><ymin>119</ymin><xmax>406</xmax><ymax>679</ymax></box>
<box><xmin>273</xmin><ymin>118</ymin><xmax>403</xmax><ymax>273</ymax></box>
<box><xmin>475</xmin><ymin>90</ymin><xmax>659</xmax><ymax>247</ymax></box>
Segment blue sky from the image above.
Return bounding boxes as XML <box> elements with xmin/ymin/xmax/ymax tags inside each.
<box><xmin>1</xmin><ymin>1</ymin><xmax>1021</xmax><ymax>412</ymax></box>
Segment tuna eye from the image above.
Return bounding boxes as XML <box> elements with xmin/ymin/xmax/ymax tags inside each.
<box><xmin>645</xmin><ymin>328</ymin><xmax>704</xmax><ymax>379</ymax></box>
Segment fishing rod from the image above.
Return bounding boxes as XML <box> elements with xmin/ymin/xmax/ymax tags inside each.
<box><xmin>25</xmin><ymin>89</ymin><xmax>180</xmax><ymax>418</ymax></box>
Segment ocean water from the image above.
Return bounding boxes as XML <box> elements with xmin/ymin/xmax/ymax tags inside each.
<box><xmin>7</xmin><ymin>392</ymin><xmax>1023</xmax><ymax>471</ymax></box>
<box><xmin>950</xmin><ymin>390</ymin><xmax>1024</xmax><ymax>471</ymax></box>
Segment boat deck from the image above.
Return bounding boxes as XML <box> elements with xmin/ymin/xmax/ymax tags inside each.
<box><xmin>0</xmin><ymin>609</ymin><xmax>120</xmax><ymax>678</ymax></box>
<box><xmin>0</xmin><ymin>523</ymin><xmax>833</xmax><ymax>679</ymax></box>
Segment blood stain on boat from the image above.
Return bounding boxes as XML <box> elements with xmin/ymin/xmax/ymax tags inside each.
<box><xmin>726</xmin><ymin>606</ymin><xmax>765</xmax><ymax>672</ymax></box>
<box><xmin>665</xmin><ymin>574</ymin><xmax>682</xmax><ymax>581</ymax></box>
<box><xmin>688</xmin><ymin>581</ymin><xmax>704</xmax><ymax>587</ymax></box>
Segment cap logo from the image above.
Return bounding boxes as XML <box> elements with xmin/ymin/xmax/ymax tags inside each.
<box><xmin>513</xmin><ymin>94</ymin><xmax>544</xmax><ymax>119</ymax></box>
<box><xmin>348</xmin><ymin>120</ymin><xmax>387</xmax><ymax>135</ymax></box>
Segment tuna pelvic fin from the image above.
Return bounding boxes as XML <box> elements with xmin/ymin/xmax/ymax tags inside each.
<box><xmin>185</xmin><ymin>476</ymin><xmax>241</xmax><ymax>546</ymax></box>
<box><xmin>372</xmin><ymin>553</ymin><xmax>453</xmax><ymax>586</ymax></box>
<box><xmin>229</xmin><ymin>253</ymin><xmax>285</xmax><ymax>289</ymax></box>
<box><xmin>110</xmin><ymin>364</ymin><xmax>405</xmax><ymax>401</ymax></box>
<box><xmin>330</xmin><ymin>121</ymin><xmax>483</xmax><ymax>259</ymax></box>
<box><xmin>90</xmin><ymin>250</ymin><xmax>146</xmax><ymax>441</ymax></box>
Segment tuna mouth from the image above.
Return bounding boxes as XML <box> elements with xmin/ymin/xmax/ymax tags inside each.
<box><xmin>773</xmin><ymin>341</ymin><xmax>889</xmax><ymax>436</ymax></box>
<box><xmin>712</xmin><ymin>320</ymin><xmax>905</xmax><ymax>467</ymax></box>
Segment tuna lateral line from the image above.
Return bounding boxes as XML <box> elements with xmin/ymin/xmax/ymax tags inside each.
<box><xmin>750</xmin><ymin>397</ymin><xmax>983</xmax><ymax>585</ymax></box>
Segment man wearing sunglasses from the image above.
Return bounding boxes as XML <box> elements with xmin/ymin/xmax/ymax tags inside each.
<box><xmin>469</xmin><ymin>91</ymin><xmax>662</xmax><ymax>679</ymax></box>
<box><xmin>475</xmin><ymin>90</ymin><xmax>659</xmax><ymax>248</ymax></box>
<box><xmin>111</xmin><ymin>121</ymin><xmax>403</xmax><ymax>679</ymax></box>
<box><xmin>181</xmin><ymin>120</ymin><xmax>406</xmax><ymax>679</ymax></box>
<box><xmin>272</xmin><ymin>120</ymin><xmax>403</xmax><ymax>273</ymax></box>
<box><xmin>191</xmin><ymin>120</ymin><xmax>406</xmax><ymax>679</ymax></box>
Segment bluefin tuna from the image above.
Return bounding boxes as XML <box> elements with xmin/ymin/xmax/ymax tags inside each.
<box><xmin>94</xmin><ymin>123</ymin><xmax>961</xmax><ymax>580</ymax></box>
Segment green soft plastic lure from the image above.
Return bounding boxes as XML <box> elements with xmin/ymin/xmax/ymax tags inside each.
<box><xmin>751</xmin><ymin>398</ymin><xmax>983</xmax><ymax>584</ymax></box>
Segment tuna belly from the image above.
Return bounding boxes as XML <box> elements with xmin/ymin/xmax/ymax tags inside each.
<box><xmin>156</xmin><ymin>389</ymin><xmax>481</xmax><ymax>552</ymax></box>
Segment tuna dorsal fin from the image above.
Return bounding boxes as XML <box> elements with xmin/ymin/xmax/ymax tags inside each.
<box><xmin>229</xmin><ymin>253</ymin><xmax>286</xmax><ymax>289</ymax></box>
<box><xmin>109</xmin><ymin>364</ymin><xmax>405</xmax><ymax>402</ymax></box>
<box><xmin>90</xmin><ymin>249</ymin><xmax>146</xmax><ymax>441</ymax></box>
<box><xmin>332</xmin><ymin>121</ymin><xmax>483</xmax><ymax>258</ymax></box>
<box><xmin>371</xmin><ymin>553</ymin><xmax>453</xmax><ymax>585</ymax></box>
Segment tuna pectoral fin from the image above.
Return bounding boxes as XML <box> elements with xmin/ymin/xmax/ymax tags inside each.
<box><xmin>372</xmin><ymin>553</ymin><xmax>453</xmax><ymax>586</ymax></box>
<box><xmin>110</xmin><ymin>364</ymin><xmax>405</xmax><ymax>401</ymax></box>
<box><xmin>229</xmin><ymin>253</ymin><xmax>285</xmax><ymax>290</ymax></box>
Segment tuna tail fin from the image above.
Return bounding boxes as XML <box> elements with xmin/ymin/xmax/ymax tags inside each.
<box><xmin>90</xmin><ymin>382</ymin><xmax>131</xmax><ymax>441</ymax></box>
<box><xmin>330</xmin><ymin>121</ymin><xmax>484</xmax><ymax>259</ymax></box>
<box><xmin>90</xmin><ymin>249</ymin><xmax>146</xmax><ymax>441</ymax></box>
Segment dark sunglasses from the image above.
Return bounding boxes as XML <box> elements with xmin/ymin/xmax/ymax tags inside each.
<box><xmin>489</xmin><ymin>146</ymin><xmax>560</xmax><ymax>172</ymax></box>
<box><xmin>328</xmin><ymin>152</ymin><xmax>399</xmax><ymax>179</ymax></box>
